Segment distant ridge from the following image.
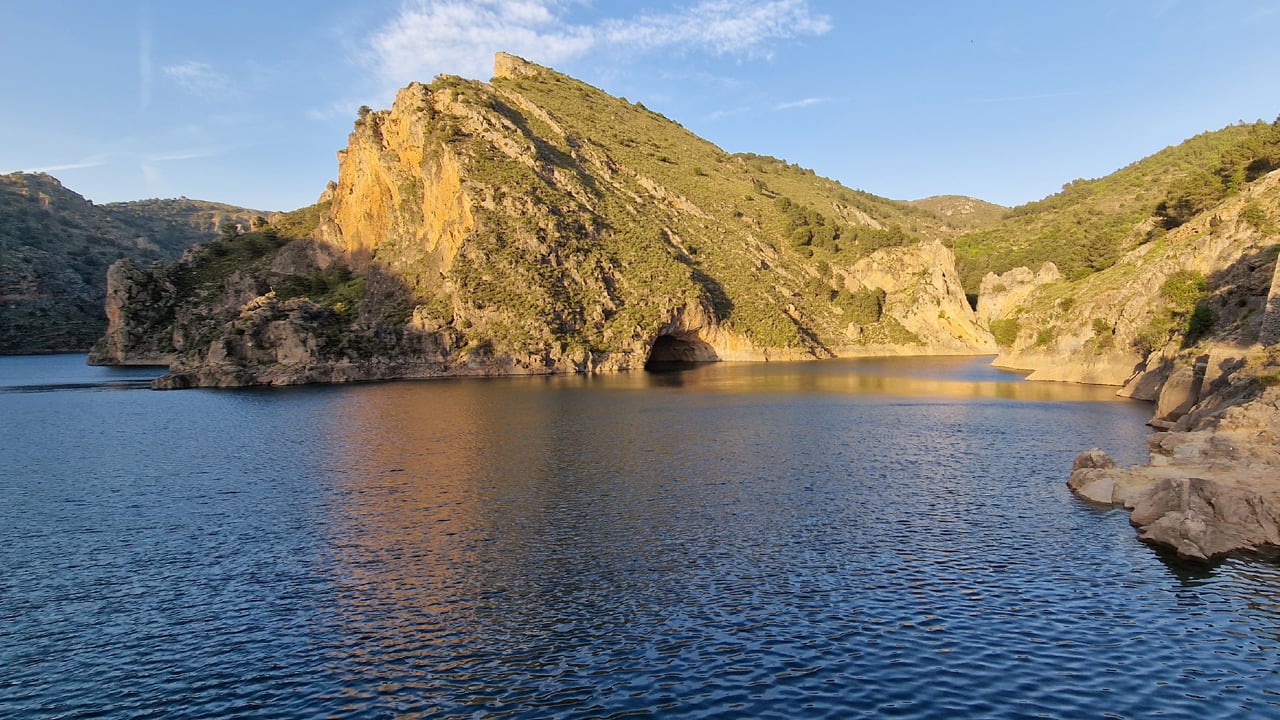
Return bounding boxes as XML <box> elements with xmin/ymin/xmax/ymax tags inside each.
<box><xmin>0</xmin><ymin>171</ymin><xmax>266</xmax><ymax>352</ymax></box>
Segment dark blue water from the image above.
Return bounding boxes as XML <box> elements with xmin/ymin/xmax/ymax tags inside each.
<box><xmin>2</xmin><ymin>354</ymin><xmax>1277</xmax><ymax>719</ymax></box>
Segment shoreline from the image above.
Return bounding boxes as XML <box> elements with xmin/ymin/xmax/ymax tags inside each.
<box><xmin>1068</xmin><ymin>346</ymin><xmax>1280</xmax><ymax>562</ymax></box>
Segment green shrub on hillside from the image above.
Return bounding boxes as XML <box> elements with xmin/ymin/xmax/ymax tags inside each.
<box><xmin>1160</xmin><ymin>270</ymin><xmax>1208</xmax><ymax>312</ymax></box>
<box><xmin>1090</xmin><ymin>317</ymin><xmax>1115</xmax><ymax>352</ymax></box>
<box><xmin>1131</xmin><ymin>270</ymin><xmax>1217</xmax><ymax>351</ymax></box>
<box><xmin>990</xmin><ymin>318</ymin><xmax>1020</xmax><ymax>347</ymax></box>
<box><xmin>836</xmin><ymin>287</ymin><xmax>886</xmax><ymax>325</ymax></box>
<box><xmin>1241</xmin><ymin>202</ymin><xmax>1272</xmax><ymax>232</ymax></box>
<box><xmin>1184</xmin><ymin>302</ymin><xmax>1215</xmax><ymax>346</ymax></box>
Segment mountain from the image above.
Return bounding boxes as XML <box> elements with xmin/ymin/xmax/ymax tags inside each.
<box><xmin>952</xmin><ymin>120</ymin><xmax>1280</xmax><ymax>293</ymax></box>
<box><xmin>91</xmin><ymin>53</ymin><xmax>992</xmax><ymax>388</ymax></box>
<box><xmin>962</xmin><ymin>118</ymin><xmax>1280</xmax><ymax>391</ymax></box>
<box><xmin>86</xmin><ymin>54</ymin><xmax>1280</xmax><ymax>405</ymax></box>
<box><xmin>909</xmin><ymin>195</ymin><xmax>1007</xmax><ymax>232</ymax></box>
<box><xmin>77</xmin><ymin>55</ymin><xmax>1280</xmax><ymax>556</ymax></box>
<box><xmin>0</xmin><ymin>171</ymin><xmax>266</xmax><ymax>353</ymax></box>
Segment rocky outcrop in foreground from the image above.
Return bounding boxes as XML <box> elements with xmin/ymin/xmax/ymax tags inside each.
<box><xmin>1069</xmin><ymin>349</ymin><xmax>1280</xmax><ymax>561</ymax></box>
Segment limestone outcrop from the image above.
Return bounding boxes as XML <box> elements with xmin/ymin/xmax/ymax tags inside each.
<box><xmin>1068</xmin><ymin>348</ymin><xmax>1280</xmax><ymax>561</ymax></box>
<box><xmin>88</xmin><ymin>259</ymin><xmax>179</xmax><ymax>366</ymax></box>
<box><xmin>842</xmin><ymin>240</ymin><xmax>996</xmax><ymax>354</ymax></box>
<box><xmin>988</xmin><ymin>169</ymin><xmax>1280</xmax><ymax>387</ymax></box>
<box><xmin>977</xmin><ymin>262</ymin><xmax>1060</xmax><ymax>326</ymax></box>
<box><xmin>1130</xmin><ymin>478</ymin><xmax>1280</xmax><ymax>562</ymax></box>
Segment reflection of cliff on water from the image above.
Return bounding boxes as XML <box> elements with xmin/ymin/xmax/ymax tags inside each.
<box><xmin>639</xmin><ymin>356</ymin><xmax>1137</xmax><ymax>403</ymax></box>
<box><xmin>306</xmin><ymin>355</ymin><xmax>1152</xmax><ymax>699</ymax></box>
<box><xmin>313</xmin><ymin>376</ymin><xmax>717</xmax><ymax>692</ymax></box>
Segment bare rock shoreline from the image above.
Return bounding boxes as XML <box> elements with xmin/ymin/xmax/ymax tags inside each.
<box><xmin>1068</xmin><ymin>350</ymin><xmax>1280</xmax><ymax>562</ymax></box>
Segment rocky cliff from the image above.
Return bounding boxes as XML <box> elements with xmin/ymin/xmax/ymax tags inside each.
<box><xmin>985</xmin><ymin>169</ymin><xmax>1280</xmax><ymax>387</ymax></box>
<box><xmin>1032</xmin><ymin>167</ymin><xmax>1280</xmax><ymax>562</ymax></box>
<box><xmin>94</xmin><ymin>53</ymin><xmax>992</xmax><ymax>388</ymax></box>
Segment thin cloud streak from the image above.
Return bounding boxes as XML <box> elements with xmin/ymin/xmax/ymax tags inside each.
<box><xmin>966</xmin><ymin>90</ymin><xmax>1085</xmax><ymax>105</ymax></box>
<box><xmin>146</xmin><ymin>149</ymin><xmax>219</xmax><ymax>163</ymax></box>
<box><xmin>164</xmin><ymin>61</ymin><xmax>237</xmax><ymax>99</ymax></box>
<box><xmin>775</xmin><ymin>97</ymin><xmax>831</xmax><ymax>110</ymax></box>
<box><xmin>28</xmin><ymin>157</ymin><xmax>109</xmax><ymax>173</ymax></box>
<box><xmin>138</xmin><ymin>6</ymin><xmax>152</xmax><ymax>111</ymax></box>
<box><xmin>708</xmin><ymin>106</ymin><xmax>753</xmax><ymax>121</ymax></box>
<box><xmin>367</xmin><ymin>0</ymin><xmax>831</xmax><ymax>89</ymax></box>
<box><xmin>306</xmin><ymin>99</ymin><xmax>364</xmax><ymax>123</ymax></box>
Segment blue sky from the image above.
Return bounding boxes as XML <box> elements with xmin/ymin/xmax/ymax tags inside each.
<box><xmin>2</xmin><ymin>1</ymin><xmax>1278</xmax><ymax>211</ymax></box>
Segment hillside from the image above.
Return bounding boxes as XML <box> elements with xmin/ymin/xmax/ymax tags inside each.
<box><xmin>950</xmin><ymin>120</ymin><xmax>1280</xmax><ymax>561</ymax></box>
<box><xmin>981</xmin><ymin>168</ymin><xmax>1279</xmax><ymax>386</ymax></box>
<box><xmin>104</xmin><ymin>198</ymin><xmax>270</xmax><ymax>256</ymax></box>
<box><xmin>0</xmin><ymin>172</ymin><xmax>266</xmax><ymax>353</ymax></box>
<box><xmin>961</xmin><ymin>117</ymin><xmax>1280</xmax><ymax>390</ymax></box>
<box><xmin>952</xmin><ymin>120</ymin><xmax>1280</xmax><ymax>293</ymax></box>
<box><xmin>92</xmin><ymin>53</ymin><xmax>993</xmax><ymax>387</ymax></box>
<box><xmin>909</xmin><ymin>195</ymin><xmax>1007</xmax><ymax>232</ymax></box>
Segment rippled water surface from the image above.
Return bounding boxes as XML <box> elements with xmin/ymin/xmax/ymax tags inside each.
<box><xmin>3</xmin><ymin>354</ymin><xmax>1278</xmax><ymax>719</ymax></box>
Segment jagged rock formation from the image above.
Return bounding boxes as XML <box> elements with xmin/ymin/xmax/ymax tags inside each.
<box><xmin>976</xmin><ymin>262</ymin><xmax>1061</xmax><ymax>326</ymax></box>
<box><xmin>844</xmin><ymin>240</ymin><xmax>995</xmax><ymax>354</ymax></box>
<box><xmin>93</xmin><ymin>259</ymin><xmax>180</xmax><ymax>366</ymax></box>
<box><xmin>1068</xmin><ymin>347</ymin><xmax>1280</xmax><ymax>561</ymax></box>
<box><xmin>94</xmin><ymin>53</ymin><xmax>992</xmax><ymax>388</ymax></box>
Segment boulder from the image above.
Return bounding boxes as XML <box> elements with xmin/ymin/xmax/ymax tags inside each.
<box><xmin>1067</xmin><ymin>449</ymin><xmax>1158</xmax><ymax>506</ymax></box>
<box><xmin>1152</xmin><ymin>365</ymin><xmax>1202</xmax><ymax>425</ymax></box>
<box><xmin>1129</xmin><ymin>477</ymin><xmax>1280</xmax><ymax>562</ymax></box>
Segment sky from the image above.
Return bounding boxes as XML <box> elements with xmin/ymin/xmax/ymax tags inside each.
<box><xmin>1</xmin><ymin>0</ymin><xmax>1278</xmax><ymax>212</ymax></box>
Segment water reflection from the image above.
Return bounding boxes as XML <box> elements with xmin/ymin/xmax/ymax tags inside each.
<box><xmin>542</xmin><ymin>356</ymin><xmax>1135</xmax><ymax>403</ymax></box>
<box><xmin>297</xmin><ymin>357</ymin><xmax>1280</xmax><ymax>720</ymax></box>
<box><xmin>5</xmin><ymin>353</ymin><xmax>1280</xmax><ymax>719</ymax></box>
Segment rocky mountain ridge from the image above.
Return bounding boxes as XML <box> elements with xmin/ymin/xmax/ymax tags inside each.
<box><xmin>91</xmin><ymin>53</ymin><xmax>993</xmax><ymax>387</ymax></box>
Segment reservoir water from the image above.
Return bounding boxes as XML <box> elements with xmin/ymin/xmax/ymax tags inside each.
<box><xmin>2</xmin><ymin>354</ymin><xmax>1278</xmax><ymax>718</ymax></box>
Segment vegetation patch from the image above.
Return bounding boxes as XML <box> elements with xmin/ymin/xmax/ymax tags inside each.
<box><xmin>951</xmin><ymin>118</ymin><xmax>1280</xmax><ymax>295</ymax></box>
<box><xmin>989</xmin><ymin>318</ymin><xmax>1020</xmax><ymax>348</ymax></box>
<box><xmin>836</xmin><ymin>287</ymin><xmax>886</xmax><ymax>325</ymax></box>
<box><xmin>1090</xmin><ymin>317</ymin><xmax>1115</xmax><ymax>352</ymax></box>
<box><xmin>1240</xmin><ymin>201</ymin><xmax>1273</xmax><ymax>233</ymax></box>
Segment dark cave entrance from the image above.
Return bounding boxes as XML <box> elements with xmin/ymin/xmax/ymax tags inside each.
<box><xmin>644</xmin><ymin>331</ymin><xmax>719</xmax><ymax>371</ymax></box>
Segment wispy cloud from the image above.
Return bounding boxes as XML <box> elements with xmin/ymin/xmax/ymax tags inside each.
<box><xmin>29</xmin><ymin>158</ymin><xmax>106</xmax><ymax>170</ymax></box>
<box><xmin>707</xmin><ymin>106</ymin><xmax>753</xmax><ymax>121</ymax></box>
<box><xmin>775</xmin><ymin>96</ymin><xmax>830</xmax><ymax>110</ymax></box>
<box><xmin>306</xmin><ymin>98</ymin><xmax>366</xmax><ymax>123</ymax></box>
<box><xmin>600</xmin><ymin>0</ymin><xmax>831</xmax><ymax>56</ymax></box>
<box><xmin>139</xmin><ymin>147</ymin><xmax>225</xmax><ymax>198</ymax></box>
<box><xmin>146</xmin><ymin>149</ymin><xmax>219</xmax><ymax>163</ymax></box>
<box><xmin>163</xmin><ymin>61</ymin><xmax>236</xmax><ymax>99</ymax></box>
<box><xmin>367</xmin><ymin>0</ymin><xmax>831</xmax><ymax>87</ymax></box>
<box><xmin>28</xmin><ymin>156</ymin><xmax>110</xmax><ymax>173</ymax></box>
<box><xmin>368</xmin><ymin>0</ymin><xmax>593</xmax><ymax>85</ymax></box>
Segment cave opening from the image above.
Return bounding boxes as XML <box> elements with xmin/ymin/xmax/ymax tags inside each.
<box><xmin>644</xmin><ymin>332</ymin><xmax>718</xmax><ymax>371</ymax></box>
